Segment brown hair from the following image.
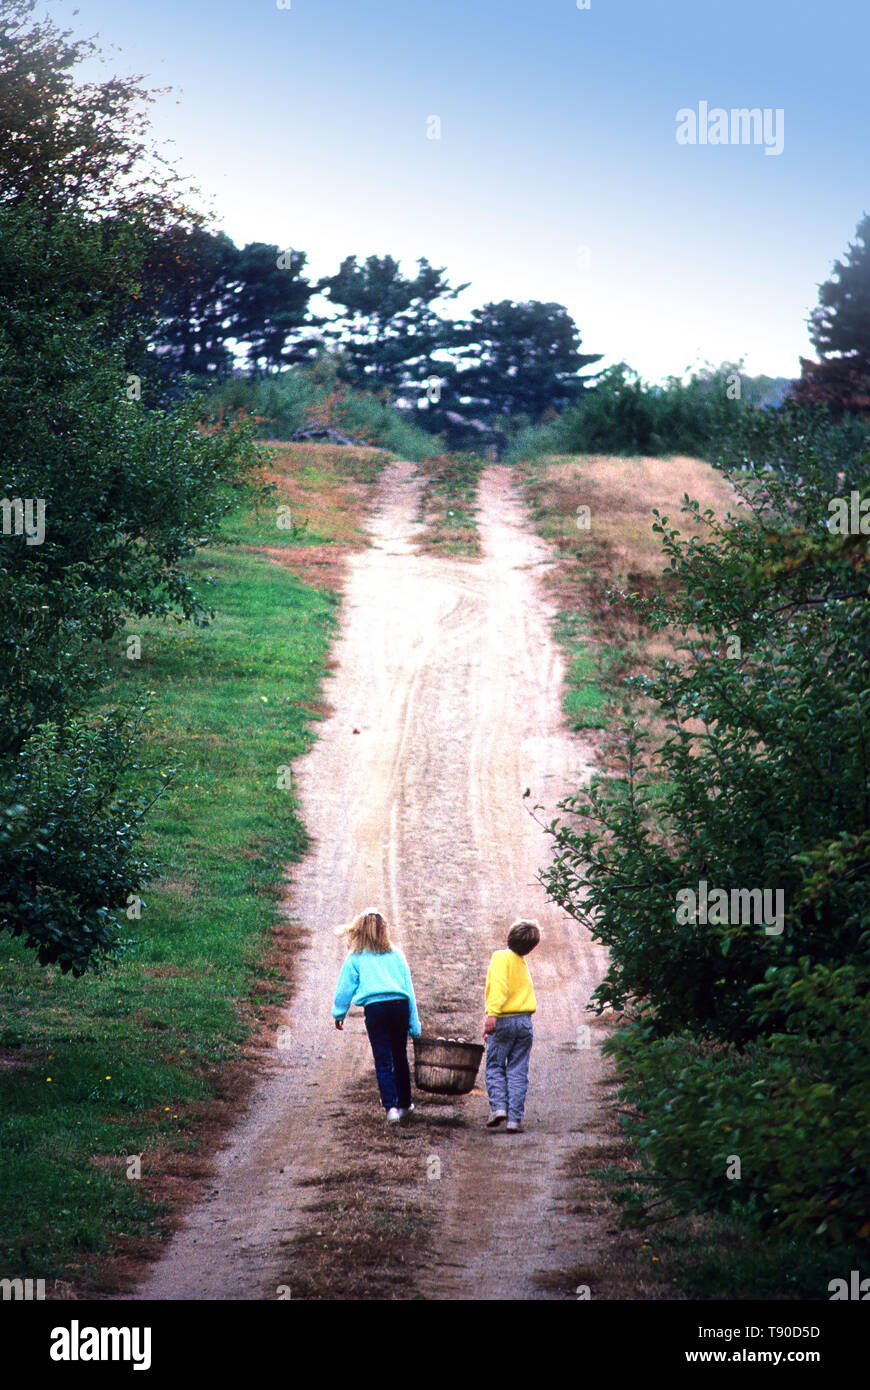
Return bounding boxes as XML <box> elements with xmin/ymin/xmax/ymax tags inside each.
<box><xmin>507</xmin><ymin>919</ymin><xmax>540</xmax><ymax>956</ymax></box>
<box><xmin>339</xmin><ymin>908</ymin><xmax>393</xmax><ymax>955</ymax></box>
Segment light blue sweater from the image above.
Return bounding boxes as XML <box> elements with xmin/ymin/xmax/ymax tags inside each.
<box><xmin>332</xmin><ymin>948</ymin><xmax>421</xmax><ymax>1036</ymax></box>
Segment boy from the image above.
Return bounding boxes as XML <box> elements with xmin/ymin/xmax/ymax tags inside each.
<box><xmin>482</xmin><ymin>919</ymin><xmax>540</xmax><ymax>1132</ymax></box>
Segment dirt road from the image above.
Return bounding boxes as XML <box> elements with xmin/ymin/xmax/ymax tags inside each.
<box><xmin>132</xmin><ymin>461</ymin><xmax>610</xmax><ymax>1301</ymax></box>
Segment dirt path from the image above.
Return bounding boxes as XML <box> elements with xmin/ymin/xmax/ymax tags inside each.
<box><xmin>131</xmin><ymin>461</ymin><xmax>610</xmax><ymax>1301</ymax></box>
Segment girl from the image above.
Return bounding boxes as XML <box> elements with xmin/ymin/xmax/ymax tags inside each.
<box><xmin>332</xmin><ymin>909</ymin><xmax>422</xmax><ymax>1123</ymax></box>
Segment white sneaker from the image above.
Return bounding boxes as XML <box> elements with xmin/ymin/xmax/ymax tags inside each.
<box><xmin>385</xmin><ymin>1107</ymin><xmax>401</xmax><ymax>1123</ymax></box>
<box><xmin>506</xmin><ymin>1120</ymin><xmax>524</xmax><ymax>1132</ymax></box>
<box><xmin>397</xmin><ymin>1104</ymin><xmax>415</xmax><ymax>1119</ymax></box>
<box><xmin>486</xmin><ymin>1110</ymin><xmax>507</xmax><ymax>1128</ymax></box>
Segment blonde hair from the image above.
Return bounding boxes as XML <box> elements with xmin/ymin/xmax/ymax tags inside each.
<box><xmin>337</xmin><ymin>908</ymin><xmax>393</xmax><ymax>955</ymax></box>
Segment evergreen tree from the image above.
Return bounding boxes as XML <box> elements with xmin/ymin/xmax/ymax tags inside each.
<box><xmin>795</xmin><ymin>213</ymin><xmax>870</xmax><ymax>415</ymax></box>
<box><xmin>147</xmin><ymin>226</ymin><xmax>240</xmax><ymax>378</ymax></box>
<box><xmin>321</xmin><ymin>254</ymin><xmax>467</xmax><ymax>396</ymax></box>
<box><xmin>233</xmin><ymin>241</ymin><xmax>320</xmax><ymax>375</ymax></box>
<box><xmin>455</xmin><ymin>300</ymin><xmax>602</xmax><ymax>423</ymax></box>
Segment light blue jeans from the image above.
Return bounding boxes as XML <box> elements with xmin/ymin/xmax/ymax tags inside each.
<box><xmin>485</xmin><ymin>1013</ymin><xmax>534</xmax><ymax>1122</ymax></box>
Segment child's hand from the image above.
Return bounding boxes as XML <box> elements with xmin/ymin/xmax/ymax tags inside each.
<box><xmin>334</xmin><ymin>1018</ymin><xmax>344</xmax><ymax>1030</ymax></box>
<box><xmin>483</xmin><ymin>1014</ymin><xmax>497</xmax><ymax>1040</ymax></box>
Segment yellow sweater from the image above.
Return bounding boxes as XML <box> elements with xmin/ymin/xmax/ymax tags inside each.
<box><xmin>485</xmin><ymin>949</ymin><xmax>537</xmax><ymax>1016</ymax></box>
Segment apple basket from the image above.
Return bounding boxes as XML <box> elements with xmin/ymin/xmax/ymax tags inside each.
<box><xmin>412</xmin><ymin>1035</ymin><xmax>484</xmax><ymax>1095</ymax></box>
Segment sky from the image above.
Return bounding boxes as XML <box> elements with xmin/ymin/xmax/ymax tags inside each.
<box><xmin>50</xmin><ymin>0</ymin><xmax>870</xmax><ymax>382</ymax></box>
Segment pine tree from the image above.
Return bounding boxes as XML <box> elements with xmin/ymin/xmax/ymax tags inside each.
<box><xmin>795</xmin><ymin>214</ymin><xmax>870</xmax><ymax>415</ymax></box>
<box><xmin>320</xmin><ymin>254</ymin><xmax>467</xmax><ymax>397</ymax></box>
<box><xmin>455</xmin><ymin>300</ymin><xmax>602</xmax><ymax>423</ymax></box>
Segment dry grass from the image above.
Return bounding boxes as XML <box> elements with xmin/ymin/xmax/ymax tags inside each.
<box><xmin>522</xmin><ymin>453</ymin><xmax>740</xmax><ymax>754</ymax></box>
<box><xmin>526</xmin><ymin>453</ymin><xmax>736</xmax><ymax>620</ymax></box>
<box><xmin>537</xmin><ymin>1063</ymin><xmax>687</xmax><ymax>1301</ymax></box>
<box><xmin>277</xmin><ymin>1075</ymin><xmax>446</xmax><ymax>1300</ymax></box>
<box><xmin>236</xmin><ymin>440</ymin><xmax>391</xmax><ymax>587</ymax></box>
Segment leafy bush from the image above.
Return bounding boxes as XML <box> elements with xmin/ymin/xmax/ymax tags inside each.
<box><xmin>509</xmin><ymin>362</ymin><xmax>788</xmax><ymax>461</ymax></box>
<box><xmin>716</xmin><ymin>397</ymin><xmax>870</xmax><ymax>490</ymax></box>
<box><xmin>205</xmin><ymin>361</ymin><xmax>437</xmax><ymax>461</ymax></box>
<box><xmin>0</xmin><ymin>714</ymin><xmax>161</xmax><ymax>975</ymax></box>
<box><xmin>543</xmin><ymin>409</ymin><xmax>870</xmax><ymax>1242</ymax></box>
<box><xmin>611</xmin><ymin>958</ymin><xmax>869</xmax><ymax>1244</ymax></box>
<box><xmin>0</xmin><ymin>206</ymin><xmax>267</xmax><ymax>743</ymax></box>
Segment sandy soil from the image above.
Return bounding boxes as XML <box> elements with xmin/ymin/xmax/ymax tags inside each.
<box><xmin>130</xmin><ymin>460</ymin><xmax>611</xmax><ymax>1301</ymax></box>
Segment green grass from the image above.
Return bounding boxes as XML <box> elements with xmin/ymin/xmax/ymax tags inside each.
<box><xmin>658</xmin><ymin>1221</ymin><xmax>864</xmax><ymax>1301</ymax></box>
<box><xmin>554</xmin><ymin>610</ymin><xmax>609</xmax><ymax>730</ymax></box>
<box><xmin>621</xmin><ymin>1195</ymin><xmax>865</xmax><ymax>1301</ymax></box>
<box><xmin>0</xmin><ymin>526</ymin><xmax>338</xmax><ymax>1289</ymax></box>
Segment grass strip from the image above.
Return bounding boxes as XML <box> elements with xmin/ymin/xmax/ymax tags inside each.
<box><xmin>417</xmin><ymin>452</ymin><xmax>484</xmax><ymax>556</ymax></box>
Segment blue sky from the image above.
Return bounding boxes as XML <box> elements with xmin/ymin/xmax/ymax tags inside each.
<box><xmin>57</xmin><ymin>0</ymin><xmax>869</xmax><ymax>381</ymax></box>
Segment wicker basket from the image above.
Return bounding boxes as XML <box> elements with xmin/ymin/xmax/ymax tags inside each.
<box><xmin>413</xmin><ymin>1035</ymin><xmax>484</xmax><ymax>1095</ymax></box>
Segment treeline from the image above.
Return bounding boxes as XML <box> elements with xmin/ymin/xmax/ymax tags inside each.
<box><xmin>132</xmin><ymin>228</ymin><xmax>604</xmax><ymax>444</ymax></box>
<box><xmin>139</xmin><ymin>210</ymin><xmax>870</xmax><ymax>462</ymax></box>
<box><xmin>156</xmin><ymin>209</ymin><xmax>870</xmax><ymax>463</ymax></box>
<box><xmin>133</xmin><ymin>226</ymin><xmax>797</xmax><ymax>460</ymax></box>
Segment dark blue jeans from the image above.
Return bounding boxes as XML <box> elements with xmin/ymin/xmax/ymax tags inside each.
<box><xmin>363</xmin><ymin>997</ymin><xmax>412</xmax><ymax>1110</ymax></box>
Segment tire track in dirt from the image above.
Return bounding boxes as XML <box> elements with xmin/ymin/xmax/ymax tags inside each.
<box><xmin>128</xmin><ymin>460</ymin><xmax>610</xmax><ymax>1301</ymax></box>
